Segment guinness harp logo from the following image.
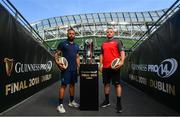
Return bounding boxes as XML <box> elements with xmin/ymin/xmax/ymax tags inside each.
<box><xmin>4</xmin><ymin>58</ymin><xmax>14</xmax><ymax>77</ymax></box>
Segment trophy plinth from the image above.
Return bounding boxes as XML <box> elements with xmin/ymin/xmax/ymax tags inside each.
<box><xmin>79</xmin><ymin>64</ymin><xmax>99</xmax><ymax>110</ymax></box>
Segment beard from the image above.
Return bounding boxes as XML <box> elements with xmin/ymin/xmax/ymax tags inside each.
<box><xmin>68</xmin><ymin>37</ymin><xmax>74</xmax><ymax>42</ymax></box>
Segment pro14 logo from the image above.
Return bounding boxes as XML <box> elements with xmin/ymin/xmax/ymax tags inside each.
<box><xmin>148</xmin><ymin>58</ymin><xmax>178</xmax><ymax>78</ymax></box>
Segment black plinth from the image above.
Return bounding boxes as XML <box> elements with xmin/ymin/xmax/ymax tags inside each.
<box><xmin>79</xmin><ymin>64</ymin><xmax>99</xmax><ymax>110</ymax></box>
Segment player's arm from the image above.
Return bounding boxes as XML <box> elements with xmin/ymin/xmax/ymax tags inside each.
<box><xmin>99</xmin><ymin>54</ymin><xmax>103</xmax><ymax>72</ymax></box>
<box><xmin>119</xmin><ymin>50</ymin><xmax>125</xmax><ymax>66</ymax></box>
<box><xmin>115</xmin><ymin>40</ymin><xmax>126</xmax><ymax>69</ymax></box>
<box><xmin>99</xmin><ymin>54</ymin><xmax>103</xmax><ymax>67</ymax></box>
<box><xmin>54</xmin><ymin>49</ymin><xmax>61</xmax><ymax>64</ymax></box>
<box><xmin>99</xmin><ymin>44</ymin><xmax>104</xmax><ymax>72</ymax></box>
<box><xmin>76</xmin><ymin>53</ymin><xmax>80</xmax><ymax>68</ymax></box>
<box><xmin>119</xmin><ymin>40</ymin><xmax>126</xmax><ymax>66</ymax></box>
<box><xmin>54</xmin><ymin>49</ymin><xmax>65</xmax><ymax>70</ymax></box>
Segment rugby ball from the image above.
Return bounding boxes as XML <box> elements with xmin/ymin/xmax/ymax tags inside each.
<box><xmin>111</xmin><ymin>58</ymin><xmax>120</xmax><ymax>69</ymax></box>
<box><xmin>58</xmin><ymin>57</ymin><xmax>68</xmax><ymax>69</ymax></box>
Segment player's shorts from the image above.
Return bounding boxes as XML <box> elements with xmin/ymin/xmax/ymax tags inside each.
<box><xmin>102</xmin><ymin>68</ymin><xmax>120</xmax><ymax>85</ymax></box>
<box><xmin>60</xmin><ymin>70</ymin><xmax>78</xmax><ymax>85</ymax></box>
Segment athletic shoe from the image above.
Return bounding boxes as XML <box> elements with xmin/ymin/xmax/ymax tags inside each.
<box><xmin>116</xmin><ymin>104</ymin><xmax>122</xmax><ymax>113</ymax></box>
<box><xmin>68</xmin><ymin>100</ymin><xmax>79</xmax><ymax>108</ymax></box>
<box><xmin>57</xmin><ymin>104</ymin><xmax>66</xmax><ymax>113</ymax></box>
<box><xmin>100</xmin><ymin>100</ymin><xmax>110</xmax><ymax>108</ymax></box>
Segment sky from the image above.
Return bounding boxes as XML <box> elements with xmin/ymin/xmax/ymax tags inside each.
<box><xmin>8</xmin><ymin>0</ymin><xmax>176</xmax><ymax>23</ymax></box>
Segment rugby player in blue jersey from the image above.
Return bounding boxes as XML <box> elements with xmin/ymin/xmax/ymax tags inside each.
<box><xmin>55</xmin><ymin>28</ymin><xmax>80</xmax><ymax>113</ymax></box>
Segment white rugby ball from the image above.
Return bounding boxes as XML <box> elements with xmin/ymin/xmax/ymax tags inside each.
<box><xmin>111</xmin><ymin>58</ymin><xmax>120</xmax><ymax>69</ymax></box>
<box><xmin>58</xmin><ymin>57</ymin><xmax>68</xmax><ymax>69</ymax></box>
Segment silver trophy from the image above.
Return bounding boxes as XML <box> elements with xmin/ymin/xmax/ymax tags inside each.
<box><xmin>83</xmin><ymin>39</ymin><xmax>95</xmax><ymax>64</ymax></box>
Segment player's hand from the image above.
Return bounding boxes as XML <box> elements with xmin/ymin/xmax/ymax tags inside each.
<box><xmin>114</xmin><ymin>61</ymin><xmax>123</xmax><ymax>70</ymax></box>
<box><xmin>58</xmin><ymin>62</ymin><xmax>65</xmax><ymax>70</ymax></box>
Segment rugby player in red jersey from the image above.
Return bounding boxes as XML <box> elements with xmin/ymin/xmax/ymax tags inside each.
<box><xmin>99</xmin><ymin>28</ymin><xmax>125</xmax><ymax>113</ymax></box>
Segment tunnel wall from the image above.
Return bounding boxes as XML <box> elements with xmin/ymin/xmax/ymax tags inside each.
<box><xmin>121</xmin><ymin>8</ymin><xmax>180</xmax><ymax>112</ymax></box>
<box><xmin>0</xmin><ymin>4</ymin><xmax>59</xmax><ymax>112</ymax></box>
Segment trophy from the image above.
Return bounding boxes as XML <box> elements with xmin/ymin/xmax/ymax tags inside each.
<box><xmin>83</xmin><ymin>39</ymin><xmax>95</xmax><ymax>64</ymax></box>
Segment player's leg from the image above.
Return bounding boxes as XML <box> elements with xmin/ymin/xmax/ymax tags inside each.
<box><xmin>57</xmin><ymin>71</ymin><xmax>70</xmax><ymax>113</ymax></box>
<box><xmin>112</xmin><ymin>69</ymin><xmax>122</xmax><ymax>113</ymax></box>
<box><xmin>68</xmin><ymin>71</ymin><xmax>79</xmax><ymax>107</ymax></box>
<box><xmin>100</xmin><ymin>68</ymin><xmax>111</xmax><ymax>108</ymax></box>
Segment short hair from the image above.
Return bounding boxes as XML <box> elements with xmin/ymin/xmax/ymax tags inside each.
<box><xmin>106</xmin><ymin>27</ymin><xmax>114</xmax><ymax>31</ymax></box>
<box><xmin>67</xmin><ymin>27</ymin><xmax>75</xmax><ymax>33</ymax></box>
<box><xmin>107</xmin><ymin>27</ymin><xmax>114</xmax><ymax>30</ymax></box>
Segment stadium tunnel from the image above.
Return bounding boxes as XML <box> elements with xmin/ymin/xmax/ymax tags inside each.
<box><xmin>0</xmin><ymin>0</ymin><xmax>180</xmax><ymax>116</ymax></box>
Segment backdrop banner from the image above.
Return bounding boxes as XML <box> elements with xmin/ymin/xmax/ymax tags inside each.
<box><xmin>121</xmin><ymin>8</ymin><xmax>180</xmax><ymax>112</ymax></box>
<box><xmin>0</xmin><ymin>4</ymin><xmax>59</xmax><ymax>112</ymax></box>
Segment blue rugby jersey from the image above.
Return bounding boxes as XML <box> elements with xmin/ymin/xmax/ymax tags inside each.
<box><xmin>57</xmin><ymin>40</ymin><xmax>79</xmax><ymax>71</ymax></box>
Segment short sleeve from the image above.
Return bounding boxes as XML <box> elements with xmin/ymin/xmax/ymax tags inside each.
<box><xmin>118</xmin><ymin>40</ymin><xmax>125</xmax><ymax>52</ymax></box>
<box><xmin>100</xmin><ymin>44</ymin><xmax>104</xmax><ymax>54</ymax></box>
<box><xmin>76</xmin><ymin>44</ymin><xmax>79</xmax><ymax>54</ymax></box>
<box><xmin>57</xmin><ymin>42</ymin><xmax>63</xmax><ymax>51</ymax></box>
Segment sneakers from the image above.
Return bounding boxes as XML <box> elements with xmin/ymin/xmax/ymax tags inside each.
<box><xmin>57</xmin><ymin>104</ymin><xmax>66</xmax><ymax>113</ymax></box>
<box><xmin>68</xmin><ymin>100</ymin><xmax>79</xmax><ymax>108</ymax></box>
<box><xmin>100</xmin><ymin>100</ymin><xmax>110</xmax><ymax>108</ymax></box>
<box><xmin>116</xmin><ymin>104</ymin><xmax>122</xmax><ymax>113</ymax></box>
<box><xmin>57</xmin><ymin>100</ymin><xmax>79</xmax><ymax>113</ymax></box>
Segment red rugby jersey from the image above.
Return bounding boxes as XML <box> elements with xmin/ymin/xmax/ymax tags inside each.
<box><xmin>101</xmin><ymin>38</ymin><xmax>124</xmax><ymax>68</ymax></box>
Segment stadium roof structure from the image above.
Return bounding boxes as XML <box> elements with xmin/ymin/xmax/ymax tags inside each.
<box><xmin>30</xmin><ymin>9</ymin><xmax>169</xmax><ymax>42</ymax></box>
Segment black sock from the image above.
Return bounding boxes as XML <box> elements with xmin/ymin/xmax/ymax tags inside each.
<box><xmin>59</xmin><ymin>98</ymin><xmax>63</xmax><ymax>105</ymax></box>
<box><xmin>105</xmin><ymin>94</ymin><xmax>109</xmax><ymax>102</ymax></box>
<box><xmin>70</xmin><ymin>96</ymin><xmax>74</xmax><ymax>102</ymax></box>
<box><xmin>117</xmin><ymin>96</ymin><xmax>121</xmax><ymax>106</ymax></box>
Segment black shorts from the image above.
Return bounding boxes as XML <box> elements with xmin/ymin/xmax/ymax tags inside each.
<box><xmin>102</xmin><ymin>68</ymin><xmax>120</xmax><ymax>85</ymax></box>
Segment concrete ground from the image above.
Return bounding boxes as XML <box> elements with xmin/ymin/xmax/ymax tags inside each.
<box><xmin>2</xmin><ymin>78</ymin><xmax>180</xmax><ymax>116</ymax></box>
